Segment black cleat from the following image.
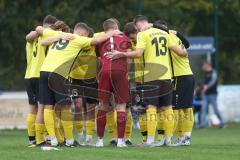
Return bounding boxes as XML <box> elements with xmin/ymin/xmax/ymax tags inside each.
<box><xmin>125</xmin><ymin>139</ymin><xmax>133</xmax><ymax>146</ymax></box>
<box><xmin>36</xmin><ymin>141</ymin><xmax>50</xmax><ymax>147</ymax></box>
<box><xmin>109</xmin><ymin>139</ymin><xmax>117</xmax><ymax>146</ymax></box>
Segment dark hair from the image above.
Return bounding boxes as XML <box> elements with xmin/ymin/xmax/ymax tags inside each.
<box><xmin>153</xmin><ymin>20</ymin><xmax>168</xmax><ymax>32</ymax></box>
<box><xmin>124</xmin><ymin>22</ymin><xmax>137</xmax><ymax>36</ymax></box>
<box><xmin>50</xmin><ymin>20</ymin><xmax>70</xmax><ymax>32</ymax></box>
<box><xmin>88</xmin><ymin>27</ymin><xmax>94</xmax><ymax>38</ymax></box>
<box><xmin>43</xmin><ymin>15</ymin><xmax>58</xmax><ymax>25</ymax></box>
<box><xmin>133</xmin><ymin>15</ymin><xmax>148</xmax><ymax>24</ymax></box>
<box><xmin>103</xmin><ymin>18</ymin><xmax>120</xmax><ymax>31</ymax></box>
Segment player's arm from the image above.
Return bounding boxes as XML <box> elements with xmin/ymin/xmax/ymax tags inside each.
<box><xmin>105</xmin><ymin>32</ymin><xmax>145</xmax><ymax>59</ymax></box>
<box><xmin>170</xmin><ymin>30</ymin><xmax>190</xmax><ymax>49</ymax></box>
<box><xmin>26</xmin><ymin>31</ymin><xmax>39</xmax><ymax>43</ymax></box>
<box><xmin>90</xmin><ymin>30</ymin><xmax>122</xmax><ymax>46</ymax></box>
<box><xmin>168</xmin><ymin>34</ymin><xmax>188</xmax><ymax>57</ymax></box>
<box><xmin>105</xmin><ymin>48</ymin><xmax>144</xmax><ymax>60</ymax></box>
<box><xmin>170</xmin><ymin>46</ymin><xmax>188</xmax><ymax>57</ymax></box>
<box><xmin>41</xmin><ymin>34</ymin><xmax>75</xmax><ymax>46</ymax></box>
<box><xmin>35</xmin><ymin>26</ymin><xmax>44</xmax><ymax>35</ymax></box>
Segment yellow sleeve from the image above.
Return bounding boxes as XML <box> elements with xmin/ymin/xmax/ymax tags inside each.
<box><xmin>168</xmin><ymin>33</ymin><xmax>179</xmax><ymax>48</ymax></box>
<box><xmin>93</xmin><ymin>32</ymin><xmax>105</xmax><ymax>38</ymax></box>
<box><xmin>42</xmin><ymin>29</ymin><xmax>60</xmax><ymax>39</ymax></box>
<box><xmin>74</xmin><ymin>36</ymin><xmax>92</xmax><ymax>49</ymax></box>
<box><xmin>136</xmin><ymin>32</ymin><xmax>146</xmax><ymax>49</ymax></box>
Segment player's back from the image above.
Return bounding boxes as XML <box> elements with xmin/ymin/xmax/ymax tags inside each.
<box><xmin>136</xmin><ymin>27</ymin><xmax>172</xmax><ymax>81</ymax></box>
<box><xmin>97</xmin><ymin>34</ymin><xmax>131</xmax><ymax>71</ymax></box>
<box><xmin>169</xmin><ymin>33</ymin><xmax>192</xmax><ymax>77</ymax></box>
<box><xmin>41</xmin><ymin>33</ymin><xmax>92</xmax><ymax>76</ymax></box>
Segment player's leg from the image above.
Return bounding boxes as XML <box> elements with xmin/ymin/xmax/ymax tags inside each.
<box><xmin>115</xmin><ymin>103</ymin><xmax>127</xmax><ymax>147</ymax></box>
<box><xmin>27</xmin><ymin>105</ymin><xmax>38</xmax><ymax>146</ymax></box>
<box><xmin>156</xmin><ymin>108</ymin><xmax>165</xmax><ymax>145</ymax></box>
<box><xmin>41</xmin><ymin>71</ymin><xmax>59</xmax><ymax>146</ymax></box>
<box><xmin>136</xmin><ymin>82</ymin><xmax>158</xmax><ymax>146</ymax></box>
<box><xmin>36</xmin><ymin>72</ymin><xmax>56</xmax><ymax>146</ymax></box>
<box><xmin>138</xmin><ymin>111</ymin><xmax>147</xmax><ymax>144</ymax></box>
<box><xmin>35</xmin><ymin>104</ymin><xmax>46</xmax><ymax>146</ymax></box>
<box><xmin>106</xmin><ymin>107</ymin><xmax>117</xmax><ymax>146</ymax></box>
<box><xmin>58</xmin><ymin>104</ymin><xmax>74</xmax><ymax>147</ymax></box>
<box><xmin>146</xmin><ymin>105</ymin><xmax>157</xmax><ymax>145</ymax></box>
<box><xmin>73</xmin><ymin>97</ymin><xmax>85</xmax><ymax>145</ymax></box>
<box><xmin>170</xmin><ymin>77</ymin><xmax>185</xmax><ymax>146</ymax></box>
<box><xmin>96</xmin><ymin>70</ymin><xmax>111</xmax><ymax>147</ymax></box>
<box><xmin>154</xmin><ymin>80</ymin><xmax>174</xmax><ymax>147</ymax></box>
<box><xmin>135</xmin><ymin>86</ymin><xmax>148</xmax><ymax>145</ymax></box>
<box><xmin>85</xmin><ymin>101</ymin><xmax>96</xmax><ymax>145</ymax></box>
<box><xmin>96</xmin><ymin>103</ymin><xmax>108</xmax><ymax>147</ymax></box>
<box><xmin>54</xmin><ymin>106</ymin><xmax>64</xmax><ymax>145</ymax></box>
<box><xmin>44</xmin><ymin>104</ymin><xmax>58</xmax><ymax>146</ymax></box>
<box><xmin>112</xmin><ymin>70</ymin><xmax>130</xmax><ymax>147</ymax></box>
<box><xmin>25</xmin><ymin>78</ymin><xmax>38</xmax><ymax>146</ymax></box>
<box><xmin>177</xmin><ymin>75</ymin><xmax>195</xmax><ymax>146</ymax></box>
<box><xmin>124</xmin><ymin>106</ymin><xmax>133</xmax><ymax>145</ymax></box>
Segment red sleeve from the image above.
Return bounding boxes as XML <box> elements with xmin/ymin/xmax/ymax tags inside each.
<box><xmin>120</xmin><ymin>35</ymin><xmax>131</xmax><ymax>51</ymax></box>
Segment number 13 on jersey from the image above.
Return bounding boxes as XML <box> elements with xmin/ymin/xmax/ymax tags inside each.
<box><xmin>151</xmin><ymin>36</ymin><xmax>167</xmax><ymax>56</ymax></box>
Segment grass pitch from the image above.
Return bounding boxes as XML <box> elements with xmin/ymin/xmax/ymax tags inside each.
<box><xmin>0</xmin><ymin>125</ymin><xmax>239</xmax><ymax>160</ymax></box>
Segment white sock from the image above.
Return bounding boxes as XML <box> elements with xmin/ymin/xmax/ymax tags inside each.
<box><xmin>118</xmin><ymin>138</ymin><xmax>124</xmax><ymax>143</ymax></box>
<box><xmin>147</xmin><ymin>136</ymin><xmax>154</xmax><ymax>144</ymax></box>
<box><xmin>185</xmin><ymin>132</ymin><xmax>191</xmax><ymax>138</ymax></box>
<box><xmin>78</xmin><ymin>132</ymin><xmax>84</xmax><ymax>138</ymax></box>
<box><xmin>66</xmin><ymin>139</ymin><xmax>74</xmax><ymax>145</ymax></box>
<box><xmin>50</xmin><ymin>137</ymin><xmax>58</xmax><ymax>146</ymax></box>
<box><xmin>97</xmin><ymin>137</ymin><xmax>103</xmax><ymax>142</ymax></box>
<box><xmin>86</xmin><ymin>135</ymin><xmax>93</xmax><ymax>141</ymax></box>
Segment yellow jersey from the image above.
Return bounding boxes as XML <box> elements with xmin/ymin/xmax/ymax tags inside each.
<box><xmin>169</xmin><ymin>33</ymin><xmax>193</xmax><ymax>77</ymax></box>
<box><xmin>27</xmin><ymin>29</ymin><xmax>58</xmax><ymax>78</ymax></box>
<box><xmin>132</xmin><ymin>42</ymin><xmax>144</xmax><ymax>83</ymax></box>
<box><xmin>24</xmin><ymin>42</ymin><xmax>33</xmax><ymax>79</ymax></box>
<box><xmin>136</xmin><ymin>28</ymin><xmax>176</xmax><ymax>82</ymax></box>
<box><xmin>40</xmin><ymin>29</ymin><xmax>93</xmax><ymax>78</ymax></box>
<box><xmin>93</xmin><ymin>32</ymin><xmax>105</xmax><ymax>38</ymax></box>
<box><xmin>69</xmin><ymin>46</ymin><xmax>97</xmax><ymax>80</ymax></box>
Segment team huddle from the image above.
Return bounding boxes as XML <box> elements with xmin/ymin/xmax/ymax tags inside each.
<box><xmin>25</xmin><ymin>14</ymin><xmax>194</xmax><ymax>148</ymax></box>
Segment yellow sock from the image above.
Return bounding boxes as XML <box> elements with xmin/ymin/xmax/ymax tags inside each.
<box><xmin>44</xmin><ymin>109</ymin><xmax>56</xmax><ymax>137</ymax></box>
<box><xmin>35</xmin><ymin>123</ymin><xmax>45</xmax><ymax>144</ymax></box>
<box><xmin>183</xmin><ymin>108</ymin><xmax>194</xmax><ymax>138</ymax></box>
<box><xmin>86</xmin><ymin>120</ymin><xmax>95</xmax><ymax>136</ymax></box>
<box><xmin>125</xmin><ymin>111</ymin><xmax>133</xmax><ymax>139</ymax></box>
<box><xmin>75</xmin><ymin>121</ymin><xmax>84</xmax><ymax>133</ymax></box>
<box><xmin>146</xmin><ymin>106</ymin><xmax>157</xmax><ymax>137</ymax></box>
<box><xmin>157</xmin><ymin>112</ymin><xmax>165</xmax><ymax>141</ymax></box>
<box><xmin>139</xmin><ymin>113</ymin><xmax>147</xmax><ymax>141</ymax></box>
<box><xmin>61</xmin><ymin>109</ymin><xmax>73</xmax><ymax>140</ymax></box>
<box><xmin>162</xmin><ymin>108</ymin><xmax>174</xmax><ymax>137</ymax></box>
<box><xmin>55</xmin><ymin>110</ymin><xmax>64</xmax><ymax>143</ymax></box>
<box><xmin>176</xmin><ymin>109</ymin><xmax>185</xmax><ymax>138</ymax></box>
<box><xmin>27</xmin><ymin>114</ymin><xmax>36</xmax><ymax>137</ymax></box>
<box><xmin>107</xmin><ymin>110</ymin><xmax>117</xmax><ymax>139</ymax></box>
<box><xmin>173</xmin><ymin>109</ymin><xmax>179</xmax><ymax>131</ymax></box>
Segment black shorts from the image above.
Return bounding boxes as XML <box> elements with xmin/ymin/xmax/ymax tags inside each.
<box><xmin>24</xmin><ymin>78</ymin><xmax>39</xmax><ymax>105</ymax></box>
<box><xmin>71</xmin><ymin>78</ymin><xmax>98</xmax><ymax>104</ymax></box>
<box><xmin>39</xmin><ymin>71</ymin><xmax>71</xmax><ymax>105</ymax></box>
<box><xmin>132</xmin><ymin>80</ymin><xmax>173</xmax><ymax>108</ymax></box>
<box><xmin>172</xmin><ymin>75</ymin><xmax>195</xmax><ymax>109</ymax></box>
